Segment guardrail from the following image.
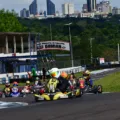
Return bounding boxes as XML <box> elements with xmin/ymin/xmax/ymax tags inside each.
<box><xmin>0</xmin><ymin>66</ymin><xmax>86</xmax><ymax>84</ymax></box>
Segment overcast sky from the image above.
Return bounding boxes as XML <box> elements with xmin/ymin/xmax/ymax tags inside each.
<box><xmin>0</xmin><ymin>0</ymin><xmax>119</xmax><ymax>14</ymax></box>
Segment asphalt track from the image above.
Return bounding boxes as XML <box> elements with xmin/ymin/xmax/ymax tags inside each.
<box><xmin>0</xmin><ymin>68</ymin><xmax>120</xmax><ymax>120</ymax></box>
<box><xmin>1</xmin><ymin>93</ymin><xmax>120</xmax><ymax>120</ymax></box>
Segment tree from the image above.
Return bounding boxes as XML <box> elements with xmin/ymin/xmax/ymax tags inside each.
<box><xmin>0</xmin><ymin>9</ymin><xmax>26</xmax><ymax>32</ymax></box>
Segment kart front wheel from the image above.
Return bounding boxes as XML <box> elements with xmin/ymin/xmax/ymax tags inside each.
<box><xmin>97</xmin><ymin>85</ymin><xmax>102</xmax><ymax>93</ymax></box>
<box><xmin>92</xmin><ymin>85</ymin><xmax>98</xmax><ymax>94</ymax></box>
<box><xmin>35</xmin><ymin>97</ymin><xmax>39</xmax><ymax>102</ymax></box>
<box><xmin>2</xmin><ymin>94</ymin><xmax>5</xmax><ymax>98</ymax></box>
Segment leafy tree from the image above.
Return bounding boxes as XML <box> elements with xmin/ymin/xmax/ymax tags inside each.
<box><xmin>0</xmin><ymin>9</ymin><xmax>26</xmax><ymax>32</ymax></box>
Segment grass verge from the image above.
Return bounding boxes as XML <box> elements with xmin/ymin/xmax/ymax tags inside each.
<box><xmin>94</xmin><ymin>72</ymin><xmax>120</xmax><ymax>92</ymax></box>
<box><xmin>0</xmin><ymin>83</ymin><xmax>26</xmax><ymax>89</ymax></box>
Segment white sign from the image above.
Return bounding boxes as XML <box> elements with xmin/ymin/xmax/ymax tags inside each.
<box><xmin>100</xmin><ymin>58</ymin><xmax>105</xmax><ymax>64</ymax></box>
<box><xmin>37</xmin><ymin>41</ymin><xmax>70</xmax><ymax>51</ymax></box>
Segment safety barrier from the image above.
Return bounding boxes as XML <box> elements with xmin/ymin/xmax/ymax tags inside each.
<box><xmin>0</xmin><ymin>66</ymin><xmax>86</xmax><ymax>84</ymax></box>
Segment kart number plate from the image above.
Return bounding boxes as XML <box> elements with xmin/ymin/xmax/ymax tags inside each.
<box><xmin>38</xmin><ymin>97</ymin><xmax>44</xmax><ymax>100</ymax></box>
<box><xmin>60</xmin><ymin>94</ymin><xmax>68</xmax><ymax>98</ymax></box>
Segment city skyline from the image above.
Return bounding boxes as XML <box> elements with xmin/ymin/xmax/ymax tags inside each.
<box><xmin>0</xmin><ymin>0</ymin><xmax>120</xmax><ymax>14</ymax></box>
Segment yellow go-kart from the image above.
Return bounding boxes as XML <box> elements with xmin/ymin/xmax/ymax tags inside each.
<box><xmin>34</xmin><ymin>79</ymin><xmax>82</xmax><ymax>102</ymax></box>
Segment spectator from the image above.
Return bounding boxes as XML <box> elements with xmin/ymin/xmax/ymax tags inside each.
<box><xmin>42</xmin><ymin>68</ymin><xmax>46</xmax><ymax>81</ymax></box>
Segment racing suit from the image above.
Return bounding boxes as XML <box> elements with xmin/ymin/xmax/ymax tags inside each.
<box><xmin>47</xmin><ymin>78</ymin><xmax>59</xmax><ymax>92</ymax></box>
<box><xmin>3</xmin><ymin>87</ymin><xmax>11</xmax><ymax>93</ymax></box>
<box><xmin>68</xmin><ymin>79</ymin><xmax>76</xmax><ymax>90</ymax></box>
<box><xmin>84</xmin><ymin>76</ymin><xmax>93</xmax><ymax>87</ymax></box>
<box><xmin>57</xmin><ymin>76</ymin><xmax>69</xmax><ymax>93</ymax></box>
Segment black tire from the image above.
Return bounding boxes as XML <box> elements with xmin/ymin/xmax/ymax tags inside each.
<box><xmin>78</xmin><ymin>89</ymin><xmax>82</xmax><ymax>97</ymax></box>
<box><xmin>35</xmin><ymin>97</ymin><xmax>39</xmax><ymax>102</ymax></box>
<box><xmin>97</xmin><ymin>85</ymin><xmax>102</xmax><ymax>93</ymax></box>
<box><xmin>2</xmin><ymin>93</ymin><xmax>5</xmax><ymax>98</ymax></box>
<box><xmin>92</xmin><ymin>85</ymin><xmax>98</xmax><ymax>94</ymax></box>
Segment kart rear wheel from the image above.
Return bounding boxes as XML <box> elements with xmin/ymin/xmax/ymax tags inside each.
<box><xmin>35</xmin><ymin>97</ymin><xmax>39</xmax><ymax>102</ymax></box>
<box><xmin>2</xmin><ymin>94</ymin><xmax>5</xmax><ymax>98</ymax></box>
<box><xmin>92</xmin><ymin>85</ymin><xmax>98</xmax><ymax>94</ymax></box>
<box><xmin>97</xmin><ymin>85</ymin><xmax>102</xmax><ymax>93</ymax></box>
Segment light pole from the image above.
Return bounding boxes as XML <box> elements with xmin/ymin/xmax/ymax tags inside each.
<box><xmin>65</xmin><ymin>23</ymin><xmax>74</xmax><ymax>67</ymax></box>
<box><xmin>50</xmin><ymin>24</ymin><xmax>52</xmax><ymax>41</ymax></box>
<box><xmin>90</xmin><ymin>38</ymin><xmax>94</xmax><ymax>64</ymax></box>
<box><xmin>118</xmin><ymin>43</ymin><xmax>120</xmax><ymax>62</ymax></box>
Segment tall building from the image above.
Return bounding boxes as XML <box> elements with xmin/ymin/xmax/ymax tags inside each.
<box><xmin>87</xmin><ymin>0</ymin><xmax>96</xmax><ymax>12</ymax></box>
<box><xmin>20</xmin><ymin>8</ymin><xmax>29</xmax><ymax>18</ymax></box>
<box><xmin>47</xmin><ymin>0</ymin><xmax>55</xmax><ymax>15</ymax></box>
<box><xmin>82</xmin><ymin>4</ymin><xmax>88</xmax><ymax>12</ymax></box>
<box><xmin>62</xmin><ymin>3</ymin><xmax>74</xmax><ymax>15</ymax></box>
<box><xmin>29</xmin><ymin>0</ymin><xmax>38</xmax><ymax>15</ymax></box>
<box><xmin>112</xmin><ymin>7</ymin><xmax>120</xmax><ymax>15</ymax></box>
<box><xmin>97</xmin><ymin>1</ymin><xmax>111</xmax><ymax>13</ymax></box>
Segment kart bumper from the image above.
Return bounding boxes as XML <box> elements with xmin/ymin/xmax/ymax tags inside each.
<box><xmin>34</xmin><ymin>89</ymin><xmax>81</xmax><ymax>101</ymax></box>
<box><xmin>34</xmin><ymin>92</ymin><xmax>69</xmax><ymax>101</ymax></box>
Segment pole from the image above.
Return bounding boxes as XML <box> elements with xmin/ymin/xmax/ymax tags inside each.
<box><xmin>29</xmin><ymin>33</ymin><xmax>31</xmax><ymax>61</ymax></box>
<box><xmin>50</xmin><ymin>24</ymin><xmax>52</xmax><ymax>41</ymax></box>
<box><xmin>50</xmin><ymin>24</ymin><xmax>53</xmax><ymax>60</ymax></box>
<box><xmin>118</xmin><ymin>43</ymin><xmax>120</xmax><ymax>62</ymax></box>
<box><xmin>69</xmin><ymin>25</ymin><xmax>74</xmax><ymax>67</ymax></box>
<box><xmin>90</xmin><ymin>38</ymin><xmax>93</xmax><ymax>64</ymax></box>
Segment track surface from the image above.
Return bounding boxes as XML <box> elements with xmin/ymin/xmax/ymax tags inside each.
<box><xmin>1</xmin><ymin>93</ymin><xmax>120</xmax><ymax>120</ymax></box>
<box><xmin>0</xmin><ymin>68</ymin><xmax>120</xmax><ymax>120</ymax></box>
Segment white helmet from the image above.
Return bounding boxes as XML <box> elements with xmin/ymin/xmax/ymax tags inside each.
<box><xmin>49</xmin><ymin>68</ymin><xmax>60</xmax><ymax>78</ymax></box>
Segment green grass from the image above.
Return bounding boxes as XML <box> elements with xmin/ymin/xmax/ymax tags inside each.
<box><xmin>94</xmin><ymin>72</ymin><xmax>120</xmax><ymax>92</ymax></box>
<box><xmin>1</xmin><ymin>71</ymin><xmax>119</xmax><ymax>92</ymax></box>
<box><xmin>75</xmin><ymin>72</ymin><xmax>82</xmax><ymax>78</ymax></box>
<box><xmin>0</xmin><ymin>83</ymin><xmax>26</xmax><ymax>89</ymax></box>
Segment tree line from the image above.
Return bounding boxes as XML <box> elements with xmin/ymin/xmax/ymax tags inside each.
<box><xmin>1</xmin><ymin>9</ymin><xmax>120</xmax><ymax>63</ymax></box>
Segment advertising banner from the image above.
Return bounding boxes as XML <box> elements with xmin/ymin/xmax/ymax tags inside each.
<box><xmin>99</xmin><ymin>58</ymin><xmax>105</xmax><ymax>64</ymax></box>
<box><xmin>37</xmin><ymin>41</ymin><xmax>70</xmax><ymax>51</ymax></box>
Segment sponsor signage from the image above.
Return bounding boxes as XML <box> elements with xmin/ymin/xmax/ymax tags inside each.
<box><xmin>37</xmin><ymin>41</ymin><xmax>70</xmax><ymax>51</ymax></box>
<box><xmin>99</xmin><ymin>58</ymin><xmax>105</xmax><ymax>64</ymax></box>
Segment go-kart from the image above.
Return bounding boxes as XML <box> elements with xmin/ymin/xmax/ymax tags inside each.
<box><xmin>79</xmin><ymin>79</ymin><xmax>102</xmax><ymax>94</ymax></box>
<box><xmin>34</xmin><ymin>84</ymin><xmax>82</xmax><ymax>102</ymax></box>
<box><xmin>2</xmin><ymin>87</ymin><xmax>26</xmax><ymax>98</ymax></box>
<box><xmin>21</xmin><ymin>86</ymin><xmax>33</xmax><ymax>94</ymax></box>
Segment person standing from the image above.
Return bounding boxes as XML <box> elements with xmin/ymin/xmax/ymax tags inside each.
<box><xmin>42</xmin><ymin>68</ymin><xmax>46</xmax><ymax>81</ymax></box>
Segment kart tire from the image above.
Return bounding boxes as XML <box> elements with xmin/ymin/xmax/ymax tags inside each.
<box><xmin>20</xmin><ymin>93</ymin><xmax>26</xmax><ymax>97</ymax></box>
<box><xmin>35</xmin><ymin>97</ymin><xmax>39</xmax><ymax>102</ymax></box>
<box><xmin>2</xmin><ymin>94</ymin><xmax>5</xmax><ymax>98</ymax></box>
<box><xmin>77</xmin><ymin>89</ymin><xmax>82</xmax><ymax>97</ymax></box>
<box><xmin>92</xmin><ymin>85</ymin><xmax>98</xmax><ymax>94</ymax></box>
<box><xmin>97</xmin><ymin>85</ymin><xmax>102</xmax><ymax>93</ymax></box>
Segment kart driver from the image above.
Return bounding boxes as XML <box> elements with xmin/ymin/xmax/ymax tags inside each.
<box><xmin>49</xmin><ymin>68</ymin><xmax>69</xmax><ymax>93</ymax></box>
<box><xmin>83</xmin><ymin>70</ymin><xmax>93</xmax><ymax>87</ymax></box>
<box><xmin>68</xmin><ymin>74</ymin><xmax>76</xmax><ymax>89</ymax></box>
<box><xmin>34</xmin><ymin>77</ymin><xmax>42</xmax><ymax>86</ymax></box>
<box><xmin>48</xmin><ymin>68</ymin><xmax>59</xmax><ymax>92</ymax></box>
<box><xmin>3</xmin><ymin>82</ymin><xmax>11</xmax><ymax>93</ymax></box>
<box><xmin>24</xmin><ymin>80</ymin><xmax>32</xmax><ymax>90</ymax></box>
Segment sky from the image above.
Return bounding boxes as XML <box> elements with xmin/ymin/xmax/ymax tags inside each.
<box><xmin>0</xmin><ymin>0</ymin><xmax>120</xmax><ymax>14</ymax></box>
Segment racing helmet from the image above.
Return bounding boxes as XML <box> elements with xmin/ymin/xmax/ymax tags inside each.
<box><xmin>83</xmin><ymin>70</ymin><xmax>90</xmax><ymax>76</ymax></box>
<box><xmin>13</xmin><ymin>81</ymin><xmax>18</xmax><ymax>86</ymax></box>
<box><xmin>5</xmin><ymin>83</ymin><xmax>10</xmax><ymax>87</ymax></box>
<box><xmin>60</xmin><ymin>71</ymin><xmax>68</xmax><ymax>79</ymax></box>
<box><xmin>49</xmin><ymin>68</ymin><xmax>60</xmax><ymax>78</ymax></box>
<box><xmin>79</xmin><ymin>77</ymin><xmax>85</xmax><ymax>82</ymax></box>
<box><xmin>26</xmin><ymin>80</ymin><xmax>30</xmax><ymax>85</ymax></box>
<box><xmin>36</xmin><ymin>77</ymin><xmax>39</xmax><ymax>80</ymax></box>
